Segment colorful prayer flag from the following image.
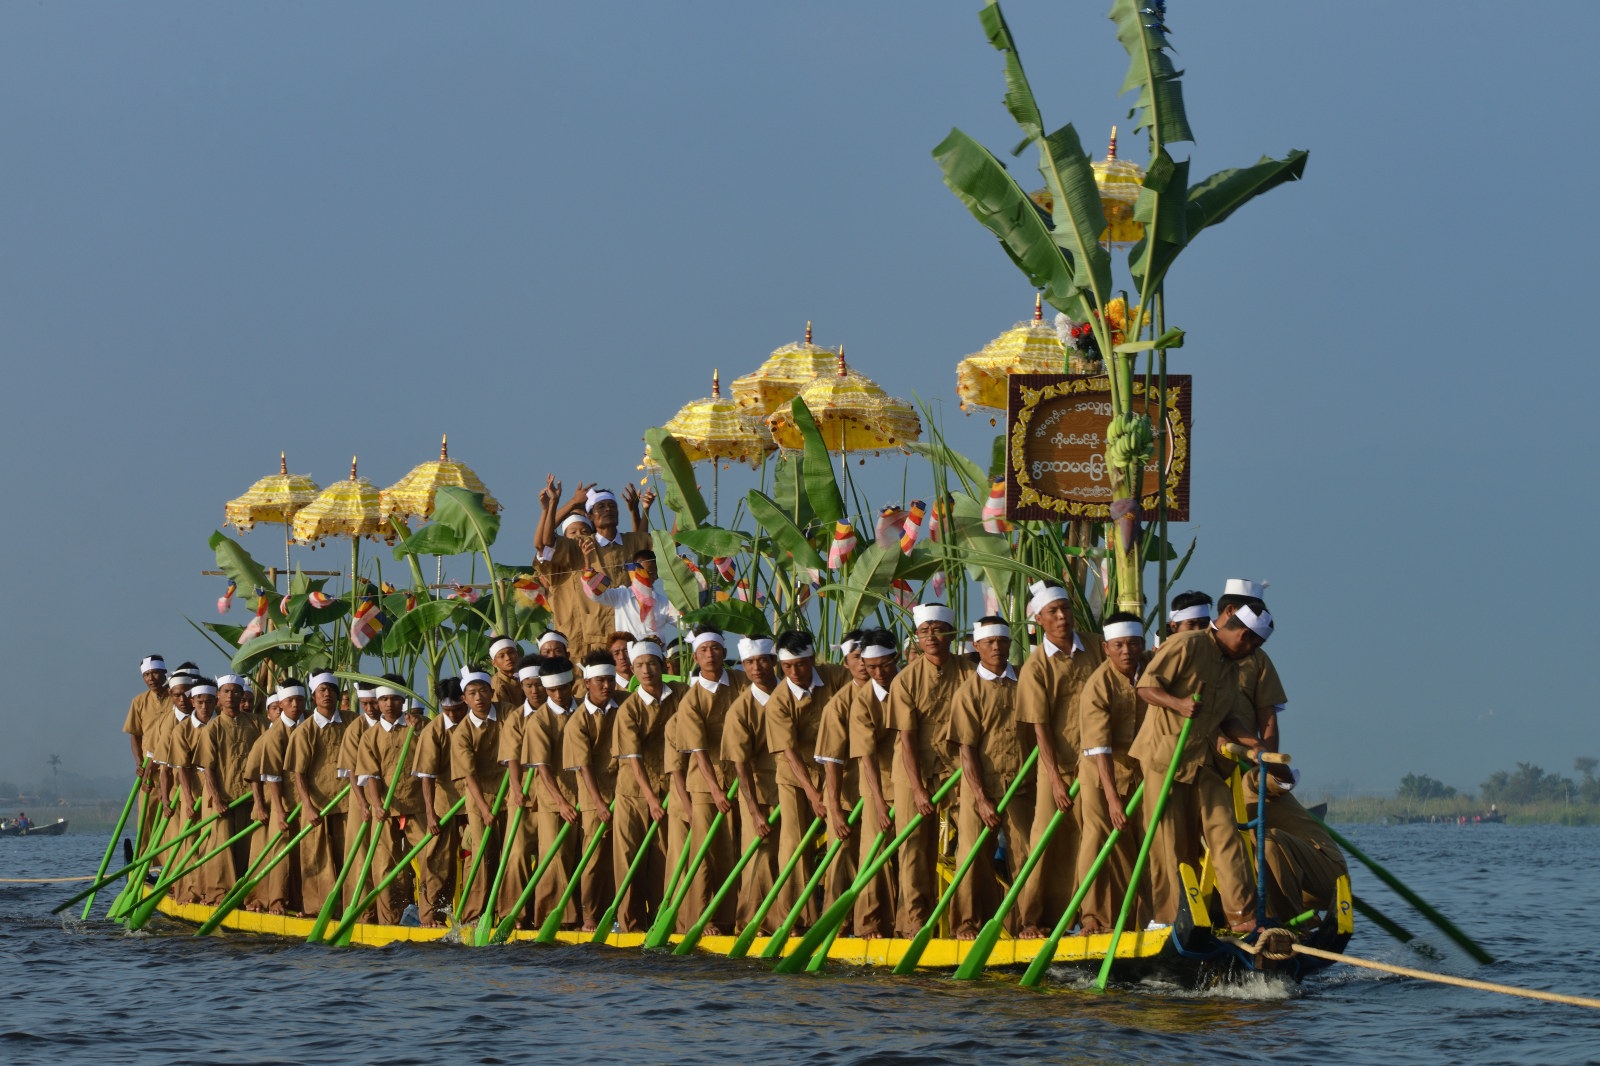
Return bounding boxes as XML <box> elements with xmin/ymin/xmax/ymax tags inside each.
<box><xmin>627</xmin><ymin>562</ymin><xmax>655</xmax><ymax>612</ymax></box>
<box><xmin>350</xmin><ymin>599</ymin><xmax>386</xmax><ymax>649</ymax></box>
<box><xmin>981</xmin><ymin>479</ymin><xmax>1012</xmax><ymax>534</ymax></box>
<box><xmin>981</xmin><ymin>582</ymin><xmax>1001</xmax><ymax>617</ymax></box>
<box><xmin>217</xmin><ymin>579</ymin><xmax>236</xmax><ymax>615</ymax></box>
<box><xmin>875</xmin><ymin>505</ymin><xmax>907</xmax><ymax>548</ymax></box>
<box><xmin>713</xmin><ymin>556</ymin><xmax>737</xmax><ymax>583</ymax></box>
<box><xmin>239</xmin><ymin>588</ymin><xmax>269</xmax><ymax>645</ymax></box>
<box><xmin>581</xmin><ymin>568</ymin><xmax>611</xmax><ymax>598</ymax></box>
<box><xmin>930</xmin><ymin>569</ymin><xmax>947</xmax><ymax>599</ymax></box>
<box><xmin>899</xmin><ymin>500</ymin><xmax>927</xmax><ymax>554</ymax></box>
<box><xmin>513</xmin><ymin>574</ymin><xmax>548</xmax><ymax>610</ymax></box>
<box><xmin>681</xmin><ymin>557</ymin><xmax>709</xmax><ymax>592</ymax></box>
<box><xmin>827</xmin><ymin>522</ymin><xmax>856</xmax><ymax>569</ymax></box>
<box><xmin>889</xmin><ymin>578</ymin><xmax>915</xmax><ymax>609</ymax></box>
<box><xmin>447</xmin><ymin>584</ymin><xmax>479</xmax><ymax>603</ymax></box>
<box><xmin>307</xmin><ymin>591</ymin><xmax>332</xmax><ymax>609</ymax></box>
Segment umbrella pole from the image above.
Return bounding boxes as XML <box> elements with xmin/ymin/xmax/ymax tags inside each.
<box><xmin>713</xmin><ymin>462</ymin><xmax>719</xmax><ymax>526</ymax></box>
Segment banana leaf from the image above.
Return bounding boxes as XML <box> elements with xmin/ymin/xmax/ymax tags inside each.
<box><xmin>834</xmin><ymin>541</ymin><xmax>900</xmax><ymax>630</ymax></box>
<box><xmin>746</xmin><ymin>490</ymin><xmax>826</xmax><ymax>571</ymax></box>
<box><xmin>652</xmin><ymin>529</ymin><xmax>704</xmax><ymax>619</ymax></box>
<box><xmin>208</xmin><ymin>532</ymin><xmax>286</xmax><ymax>623</ymax></box>
<box><xmin>383</xmin><ymin>599</ymin><xmax>461</xmax><ymax>649</ymax></box>
<box><xmin>682</xmin><ymin>600</ymin><xmax>770</xmax><ymax>637</ymax></box>
<box><xmin>1037</xmin><ymin>122</ymin><xmax>1112</xmax><ymax>311</ymax></box>
<box><xmin>770</xmin><ymin>452</ymin><xmax>812</xmax><ymax>530</ymax></box>
<box><xmin>432</xmin><ymin>486</ymin><xmax>501</xmax><ymax>551</ymax></box>
<box><xmin>978</xmin><ymin>1</ymin><xmax>1043</xmax><ymax>154</ymax></box>
<box><xmin>932</xmin><ymin>127</ymin><xmax>1087</xmax><ymax>323</ymax></box>
<box><xmin>1186</xmin><ymin>151</ymin><xmax>1309</xmax><ymax>235</ymax></box>
<box><xmin>231</xmin><ymin>629</ymin><xmax>308</xmax><ymax>672</ymax></box>
<box><xmin>392</xmin><ymin>521</ymin><xmax>467</xmax><ymax>560</ymax></box>
<box><xmin>906</xmin><ymin>440</ymin><xmax>986</xmax><ymax>499</ymax></box>
<box><xmin>675</xmin><ymin>526</ymin><xmax>753</xmax><ymax>559</ymax></box>
<box><xmin>987</xmin><ymin>434</ymin><xmax>1007</xmax><ymax>481</ymax></box>
<box><xmin>644</xmin><ymin>428</ymin><xmax>709</xmax><ymax>530</ymax></box>
<box><xmin>1128</xmin><ymin>148</ymin><xmax>1189</xmax><ymax>298</ymax></box>
<box><xmin>791</xmin><ymin>397</ymin><xmax>844</xmax><ymax>526</ymax></box>
<box><xmin>895</xmin><ymin>542</ymin><xmax>948</xmax><ymax>583</ymax></box>
<box><xmin>1109</xmin><ymin>0</ymin><xmax>1194</xmax><ymax>151</ymax></box>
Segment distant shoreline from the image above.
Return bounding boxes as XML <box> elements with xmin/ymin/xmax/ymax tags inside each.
<box><xmin>1322</xmin><ymin>796</ymin><xmax>1600</xmax><ymax>826</ymax></box>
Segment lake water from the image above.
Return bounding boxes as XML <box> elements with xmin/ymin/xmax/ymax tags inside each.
<box><xmin>2</xmin><ymin>824</ymin><xmax>1597</xmax><ymax>1064</ymax></box>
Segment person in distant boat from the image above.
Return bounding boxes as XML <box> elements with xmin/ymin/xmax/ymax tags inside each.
<box><xmin>1074</xmin><ymin>613</ymin><xmax>1153</xmax><ymax>935</ymax></box>
<box><xmin>562</xmin><ymin>650</ymin><xmax>622</xmax><ymax>932</ymax></box>
<box><xmin>16</xmin><ymin>812</ymin><xmax>29</xmax><ymax>830</ymax></box>
<box><xmin>1133</xmin><ymin>605</ymin><xmax>1272</xmax><ymax>934</ymax></box>
<box><xmin>945</xmin><ymin>616</ymin><xmax>1031</xmax><ymax>939</ymax></box>
<box><xmin>889</xmin><ymin>602</ymin><xmax>975</xmax><ymax>938</ymax></box>
<box><xmin>1167</xmin><ymin>591</ymin><xmax>1213</xmax><ymax>634</ymax></box>
<box><xmin>849</xmin><ymin>629</ymin><xmax>901</xmax><ymax>938</ymax></box>
<box><xmin>1215</xmin><ymin>579</ymin><xmax>1287</xmax><ymax>752</ymax></box>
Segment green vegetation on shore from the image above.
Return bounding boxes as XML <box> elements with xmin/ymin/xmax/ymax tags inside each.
<box><xmin>1323</xmin><ymin>758</ymin><xmax>1600</xmax><ymax>825</ymax></box>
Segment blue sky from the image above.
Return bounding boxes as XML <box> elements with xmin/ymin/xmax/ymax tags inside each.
<box><xmin>2</xmin><ymin>2</ymin><xmax>1595</xmax><ymax>796</ymax></box>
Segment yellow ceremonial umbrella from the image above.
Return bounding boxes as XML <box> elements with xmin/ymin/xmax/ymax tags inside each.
<box><xmin>380</xmin><ymin>435</ymin><xmax>501</xmax><ymax>522</ymax></box>
<box><xmin>1029</xmin><ymin>125</ymin><xmax>1146</xmax><ymax>250</ymax></box>
<box><xmin>224</xmin><ymin>453</ymin><xmax>321</xmax><ymax>571</ymax></box>
<box><xmin>766</xmin><ymin>350</ymin><xmax>922</xmax><ymax>454</ymax></box>
<box><xmin>643</xmin><ymin>370</ymin><xmax>776</xmax><ymax>470</ymax></box>
<box><xmin>291</xmin><ymin>458</ymin><xmax>395</xmax><ymax>548</ymax></box>
<box><xmin>955</xmin><ymin>294</ymin><xmax>1071</xmax><ymax>415</ymax></box>
<box><xmin>732</xmin><ymin>322</ymin><xmax>841</xmax><ymax>416</ymax></box>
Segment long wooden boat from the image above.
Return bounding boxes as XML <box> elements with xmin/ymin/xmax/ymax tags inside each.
<box><xmin>0</xmin><ymin>818</ymin><xmax>68</xmax><ymax>837</ymax></box>
<box><xmin>152</xmin><ymin>863</ymin><xmax>1353</xmax><ymax>987</ymax></box>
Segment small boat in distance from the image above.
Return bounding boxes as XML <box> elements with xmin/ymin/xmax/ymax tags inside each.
<box><xmin>0</xmin><ymin>817</ymin><xmax>69</xmax><ymax>837</ymax></box>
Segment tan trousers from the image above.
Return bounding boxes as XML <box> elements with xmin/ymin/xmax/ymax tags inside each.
<box><xmin>1073</xmin><ymin>761</ymin><xmax>1147</xmax><ymax>934</ymax></box>
<box><xmin>251</xmin><ymin>802</ymin><xmax>300</xmax><ymax>914</ymax></box>
<box><xmin>370</xmin><ymin>815</ymin><xmax>429</xmax><ymax>925</ymax></box>
<box><xmin>853</xmin><ymin>796</ymin><xmax>896</xmax><ymax>938</ymax></box>
<box><xmin>1141</xmin><ymin>761</ymin><xmax>1257</xmax><ymax>926</ymax></box>
<box><xmin>495</xmin><ymin>798</ymin><xmax>539</xmax><ymax>927</ymax></box>
<box><xmin>1027</xmin><ymin>768</ymin><xmax>1082</xmax><ymax>932</ymax></box>
<box><xmin>417</xmin><ymin>807</ymin><xmax>459</xmax><ymax>926</ymax></box>
<box><xmin>297</xmin><ymin>811</ymin><xmax>346</xmax><ymax>918</ymax></box>
<box><xmin>891</xmin><ymin>771</ymin><xmax>948</xmax><ymax>938</ymax></box>
<box><xmin>774</xmin><ymin>782</ymin><xmax>821</xmax><ymax>930</ymax></box>
<box><xmin>611</xmin><ymin>793</ymin><xmax>667</xmax><ymax>932</ymax></box>
<box><xmin>577</xmin><ymin>806</ymin><xmax>615</xmax><ymax>930</ymax></box>
<box><xmin>736</xmin><ymin>802</ymin><xmax>780</xmax><ymax>933</ymax></box>
<box><xmin>952</xmin><ymin>775</ymin><xmax>1036</xmax><ymax>937</ymax></box>
<box><xmin>682</xmin><ymin>796</ymin><xmax>737</xmax><ymax>932</ymax></box>
<box><xmin>667</xmin><ymin>803</ymin><xmax>694</xmax><ymax>934</ymax></box>
<box><xmin>196</xmin><ymin>804</ymin><xmax>253</xmax><ymax>906</ymax></box>
<box><xmin>532</xmin><ymin>810</ymin><xmax>580</xmax><ymax>928</ymax></box>
<box><xmin>457</xmin><ymin>805</ymin><xmax>504</xmax><ymax>923</ymax></box>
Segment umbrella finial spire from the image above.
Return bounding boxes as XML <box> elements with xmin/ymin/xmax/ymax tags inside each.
<box><xmin>806</xmin><ymin>320</ymin><xmax>813</xmax><ymax>345</ymax></box>
<box><xmin>280</xmin><ymin>451</ymin><xmax>287</xmax><ymax>475</ymax></box>
<box><xmin>441</xmin><ymin>434</ymin><xmax>449</xmax><ymax>461</ymax></box>
<box><xmin>837</xmin><ymin>346</ymin><xmax>847</xmax><ymax>376</ymax></box>
<box><xmin>1107</xmin><ymin>125</ymin><xmax>1118</xmax><ymax>161</ymax></box>
<box><xmin>350</xmin><ymin>456</ymin><xmax>358</xmax><ymax>480</ymax></box>
<box><xmin>712</xmin><ymin>368</ymin><xmax>720</xmax><ymax>398</ymax></box>
<box><xmin>1034</xmin><ymin>292</ymin><xmax>1043</xmax><ymax>322</ymax></box>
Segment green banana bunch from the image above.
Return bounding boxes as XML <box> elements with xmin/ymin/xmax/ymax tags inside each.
<box><xmin>1105</xmin><ymin>412</ymin><xmax>1155</xmax><ymax>469</ymax></box>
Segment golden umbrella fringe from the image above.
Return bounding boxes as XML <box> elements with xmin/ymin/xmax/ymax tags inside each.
<box><xmin>224</xmin><ymin>452</ymin><xmax>321</xmax><ymax>531</ymax></box>
<box><xmin>731</xmin><ymin>321</ymin><xmax>841</xmax><ymax>417</ymax></box>
<box><xmin>291</xmin><ymin>457</ymin><xmax>399</xmax><ymax>547</ymax></box>
<box><xmin>1029</xmin><ymin>125</ymin><xmax>1147</xmax><ymax>250</ymax></box>
<box><xmin>640</xmin><ymin>369</ymin><xmax>776</xmax><ymax>471</ymax></box>
<box><xmin>766</xmin><ymin>349</ymin><xmax>921</xmax><ymax>454</ymax></box>
<box><xmin>380</xmin><ymin>434</ymin><xmax>501</xmax><ymax>521</ymax></box>
<box><xmin>955</xmin><ymin>294</ymin><xmax>1071</xmax><ymax>413</ymax></box>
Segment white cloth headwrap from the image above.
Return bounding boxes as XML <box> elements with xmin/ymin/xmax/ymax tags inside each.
<box><xmin>738</xmin><ymin>637</ymin><xmax>775</xmax><ymax>660</ymax></box>
<box><xmin>628</xmin><ymin>640</ymin><xmax>665</xmax><ymax>662</ymax></box>
<box><xmin>516</xmin><ymin>665</ymin><xmax>541</xmax><ymax>681</ymax></box>
<box><xmin>276</xmin><ymin>685</ymin><xmax>306</xmax><ymax>699</ymax></box>
<box><xmin>912</xmin><ymin>604</ymin><xmax>955</xmax><ymax>628</ymax></box>
<box><xmin>838</xmin><ymin>639</ymin><xmax>861</xmax><ymax>657</ymax></box>
<box><xmin>1169</xmin><ymin>604</ymin><xmax>1211</xmax><ymax>623</ymax></box>
<box><xmin>1223</xmin><ymin>578</ymin><xmax>1269</xmax><ymax>600</ymax></box>
<box><xmin>540</xmin><ymin>670</ymin><xmax>575</xmax><ymax>688</ymax></box>
<box><xmin>490</xmin><ymin>638</ymin><xmax>518</xmax><ymax>657</ymax></box>
<box><xmin>860</xmin><ymin>642</ymin><xmax>896</xmax><ymax>660</ymax></box>
<box><xmin>1102</xmin><ymin>620</ymin><xmax>1144</xmax><ymax>641</ymax></box>
<box><xmin>168</xmin><ymin>674</ymin><xmax>195</xmax><ymax>689</ymax></box>
<box><xmin>558</xmin><ymin>514</ymin><xmax>593</xmax><ymax>536</ymax></box>
<box><xmin>216</xmin><ymin>674</ymin><xmax>247</xmax><ymax>689</ymax></box>
<box><xmin>460</xmin><ymin>670</ymin><xmax>493</xmax><ymax>687</ymax></box>
<box><xmin>1026</xmin><ymin>581</ymin><xmax>1069</xmax><ymax>619</ymax></box>
<box><xmin>265</xmin><ymin>691</ymin><xmax>281</xmax><ymax>706</ymax></box>
<box><xmin>309</xmin><ymin>671</ymin><xmax>339</xmax><ymax>690</ymax></box>
<box><xmin>585</xmin><ymin>488</ymin><xmax>617</xmax><ymax>510</ymax></box>
<box><xmin>972</xmin><ymin>622</ymin><xmax>1010</xmax><ymax>642</ymax></box>
<box><xmin>140</xmin><ymin>656</ymin><xmax>167</xmax><ymax>673</ymax></box>
<box><xmin>690</xmin><ymin>631</ymin><xmax>725</xmax><ymax>650</ymax></box>
<box><xmin>374</xmin><ymin>686</ymin><xmax>404</xmax><ymax>698</ymax></box>
<box><xmin>538</xmin><ymin>631</ymin><xmax>569</xmax><ymax>648</ymax></box>
<box><xmin>188</xmin><ymin>684</ymin><xmax>218</xmax><ymax>697</ymax></box>
<box><xmin>582</xmin><ymin>664</ymin><xmax>617</xmax><ymax>679</ymax></box>
<box><xmin>1235</xmin><ymin>605</ymin><xmax>1274</xmax><ymax>641</ymax></box>
<box><xmin>776</xmin><ymin>643</ymin><xmax>814</xmax><ymax>662</ymax></box>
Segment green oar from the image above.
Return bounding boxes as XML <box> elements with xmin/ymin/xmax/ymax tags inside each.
<box><xmin>195</xmin><ymin>786</ymin><xmax>349</xmax><ymax>937</ymax></box>
<box><xmin>588</xmin><ymin>794</ymin><xmax>673</xmax><ymax>944</ymax></box>
<box><xmin>83</xmin><ymin>759</ymin><xmax>149</xmax><ymax>919</ymax></box>
<box><xmin>1353</xmin><ymin>894</ymin><xmax>1416</xmax><ymax>945</ymax></box>
<box><xmin>491</xmin><ymin>817</ymin><xmax>575</xmax><ymax>944</ymax></box>
<box><xmin>1314</xmin><ymin>818</ymin><xmax>1492</xmax><ymax>964</ymax></box>
<box><xmin>1095</xmin><ymin>718</ymin><xmax>1191</xmax><ymax>991</ymax></box>
<box><xmin>774</xmin><ymin>769</ymin><xmax>963</xmax><ymax>974</ymax></box>
<box><xmin>453</xmin><ymin>774</ymin><xmax>512</xmax><ymax>926</ymax></box>
<box><xmin>749</xmin><ymin>816</ymin><xmax>825</xmax><ymax>958</ymax></box>
<box><xmin>53</xmin><ymin>793</ymin><xmax>228</xmax><ymax>915</ymax></box>
<box><xmin>107</xmin><ymin>794</ymin><xmax>182</xmax><ymax>920</ymax></box>
<box><xmin>758</xmin><ymin>798</ymin><xmax>864</xmax><ymax>961</ymax></box>
<box><xmin>329</xmin><ymin>796</ymin><xmax>468</xmax><ymax>944</ymax></box>
<box><xmin>954</xmin><ymin>778</ymin><xmax>1083</xmax><ymax>980</ymax></box>
<box><xmin>305</xmin><ymin>821</ymin><xmax>370</xmax><ymax>944</ymax></box>
<box><xmin>1020</xmin><ymin>782</ymin><xmax>1146</xmax><ymax>988</ymax></box>
<box><xmin>123</xmin><ymin>815</ymin><xmax>268</xmax><ymax>930</ymax></box>
<box><xmin>896</xmin><ymin>751</ymin><xmax>1040</xmax><ymax>974</ymax></box>
<box><xmin>537</xmin><ymin>799</ymin><xmax>615</xmax><ymax>944</ymax></box>
<box><xmin>704</xmin><ymin>806</ymin><xmax>787</xmax><ymax>959</ymax></box>
<box><xmin>475</xmin><ymin>767</ymin><xmax>536</xmax><ymax>945</ymax></box>
<box><xmin>122</xmin><ymin>805</ymin><xmax>222</xmax><ymax>929</ymax></box>
<box><xmin>190</xmin><ymin>801</ymin><xmax>305</xmax><ymax>937</ymax></box>
<box><xmin>643</xmin><ymin>782</ymin><xmax>740</xmax><ymax>949</ymax></box>
<box><xmin>316</xmin><ymin>725</ymin><xmax>420</xmax><ymax>944</ymax></box>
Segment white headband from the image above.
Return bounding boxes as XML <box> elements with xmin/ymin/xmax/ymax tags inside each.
<box><xmin>585</xmin><ymin>489</ymin><xmax>617</xmax><ymax>509</ymax></box>
<box><xmin>860</xmin><ymin>643</ymin><xmax>897</xmax><ymax>660</ymax></box>
<box><xmin>629</xmin><ymin>641</ymin><xmax>665</xmax><ymax>662</ymax></box>
<box><xmin>776</xmin><ymin>644</ymin><xmax>815</xmax><ymax>662</ymax></box>
<box><xmin>541</xmin><ymin>670</ymin><xmax>574</xmax><ymax>688</ymax></box>
<box><xmin>374</xmin><ymin>686</ymin><xmax>404</xmax><ymax>698</ymax></box>
<box><xmin>188</xmin><ymin>684</ymin><xmax>217</xmax><ymax>697</ymax></box>
<box><xmin>1170</xmin><ymin>604</ymin><xmax>1211</xmax><ymax>623</ymax></box>
<box><xmin>690</xmin><ymin>631</ymin><xmax>725</xmax><ymax>650</ymax></box>
<box><xmin>276</xmin><ymin>685</ymin><xmax>306</xmax><ymax>699</ymax></box>
<box><xmin>1235</xmin><ymin>605</ymin><xmax>1274</xmax><ymax>641</ymax></box>
<box><xmin>216</xmin><ymin>674</ymin><xmax>247</xmax><ymax>689</ymax></box>
<box><xmin>517</xmin><ymin>665</ymin><xmax>541</xmax><ymax>681</ymax></box>
<box><xmin>1103</xmin><ymin>621</ymin><xmax>1144</xmax><ymax>641</ymax></box>
<box><xmin>738</xmin><ymin>637</ymin><xmax>775</xmax><ymax>660</ymax></box>
<box><xmin>440</xmin><ymin>694</ymin><xmax>465</xmax><ymax>707</ymax></box>
<box><xmin>582</xmin><ymin>664</ymin><xmax>617</xmax><ymax>679</ymax></box>
<box><xmin>309</xmin><ymin>671</ymin><xmax>339</xmax><ymax>690</ymax></box>
<box><xmin>538</xmin><ymin>631</ymin><xmax>568</xmax><ymax>648</ymax></box>
<box><xmin>265</xmin><ymin>692</ymin><xmax>281</xmax><ymax>706</ymax></box>
<box><xmin>558</xmin><ymin>514</ymin><xmax>593</xmax><ymax>535</ymax></box>
<box><xmin>1224</xmin><ymin>578</ymin><xmax>1269</xmax><ymax>600</ymax></box>
<box><xmin>461</xmin><ymin>670</ymin><xmax>493</xmax><ymax>687</ymax></box>
<box><xmin>1027</xmin><ymin>582</ymin><xmax>1069</xmax><ymax>618</ymax></box>
<box><xmin>140</xmin><ymin>656</ymin><xmax>167</xmax><ymax>673</ymax></box>
<box><xmin>912</xmin><ymin>604</ymin><xmax>955</xmax><ymax>628</ymax></box>
<box><xmin>972</xmin><ymin>623</ymin><xmax>1010</xmax><ymax>641</ymax></box>
<box><xmin>490</xmin><ymin>638</ymin><xmax>518</xmax><ymax>657</ymax></box>
<box><xmin>355</xmin><ymin>683</ymin><xmax>376</xmax><ymax>696</ymax></box>
<box><xmin>839</xmin><ymin>639</ymin><xmax>861</xmax><ymax>657</ymax></box>
<box><xmin>168</xmin><ymin>675</ymin><xmax>195</xmax><ymax>689</ymax></box>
